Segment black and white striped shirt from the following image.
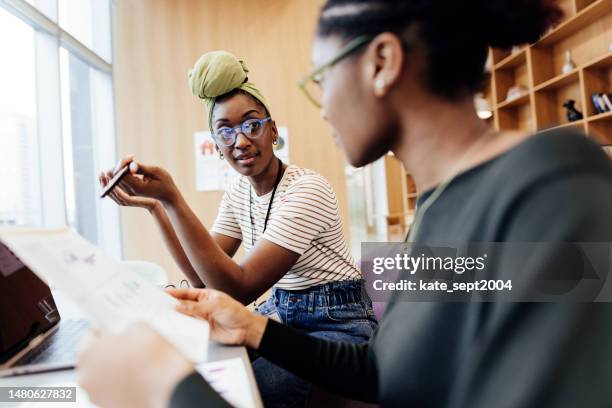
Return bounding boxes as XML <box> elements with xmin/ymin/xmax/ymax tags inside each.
<box><xmin>211</xmin><ymin>164</ymin><xmax>361</xmax><ymax>290</ymax></box>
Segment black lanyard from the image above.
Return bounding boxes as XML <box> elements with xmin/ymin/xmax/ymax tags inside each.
<box><xmin>249</xmin><ymin>157</ymin><xmax>284</xmax><ymax>246</ymax></box>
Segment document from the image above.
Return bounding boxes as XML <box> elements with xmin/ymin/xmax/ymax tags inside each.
<box><xmin>198</xmin><ymin>358</ymin><xmax>256</xmax><ymax>408</ymax></box>
<box><xmin>0</xmin><ymin>227</ymin><xmax>209</xmax><ymax>363</ymax></box>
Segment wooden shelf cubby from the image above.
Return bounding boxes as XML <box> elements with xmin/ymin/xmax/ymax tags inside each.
<box><xmin>534</xmin><ymin>71</ymin><xmax>583</xmax><ymax>129</ymax></box>
<box><xmin>493</xmin><ymin>50</ymin><xmax>530</xmax><ymax>105</ymax></box>
<box><xmin>498</xmin><ymin>97</ymin><xmax>534</xmax><ymax>131</ymax></box>
<box><xmin>487</xmin><ymin>0</ymin><xmax>612</xmax><ymax>144</ymax></box>
<box><xmin>371</xmin><ymin>154</ymin><xmax>419</xmax><ymax>240</ymax></box>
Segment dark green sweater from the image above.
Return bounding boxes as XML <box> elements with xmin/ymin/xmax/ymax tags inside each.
<box><xmin>172</xmin><ymin>130</ymin><xmax>612</xmax><ymax>408</ymax></box>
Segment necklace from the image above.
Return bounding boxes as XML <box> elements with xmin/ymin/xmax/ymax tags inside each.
<box><xmin>250</xmin><ymin>157</ymin><xmax>284</xmax><ymax>247</ymax></box>
<box><xmin>406</xmin><ymin>127</ymin><xmax>498</xmax><ymax>242</ymax></box>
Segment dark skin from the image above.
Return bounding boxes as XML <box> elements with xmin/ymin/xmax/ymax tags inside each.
<box><xmin>99</xmin><ymin>93</ymin><xmax>299</xmax><ymax>304</ymax></box>
<box><xmin>313</xmin><ymin>32</ymin><xmax>529</xmax><ymax>190</ymax></box>
<box><xmin>213</xmin><ymin>93</ymin><xmax>286</xmax><ymax>194</ymax></box>
<box><xmin>83</xmin><ymin>28</ymin><xmax>537</xmax><ymax>408</ymax></box>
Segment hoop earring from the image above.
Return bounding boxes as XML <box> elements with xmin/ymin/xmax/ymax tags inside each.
<box><xmin>273</xmin><ymin>138</ymin><xmax>278</xmax><ymax>145</ymax></box>
<box><xmin>219</xmin><ymin>152</ymin><xmax>224</xmax><ymax>160</ymax></box>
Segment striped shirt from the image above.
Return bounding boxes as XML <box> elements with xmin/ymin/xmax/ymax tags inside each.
<box><xmin>211</xmin><ymin>164</ymin><xmax>361</xmax><ymax>290</ymax></box>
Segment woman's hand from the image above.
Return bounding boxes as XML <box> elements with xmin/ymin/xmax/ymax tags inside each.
<box><xmin>100</xmin><ymin>155</ymin><xmax>158</xmax><ymax>211</ymax></box>
<box><xmin>101</xmin><ymin>155</ymin><xmax>181</xmax><ymax>205</ymax></box>
<box><xmin>78</xmin><ymin>324</ymin><xmax>194</xmax><ymax>408</ymax></box>
<box><xmin>167</xmin><ymin>288</ymin><xmax>268</xmax><ymax>349</ymax></box>
<box><xmin>121</xmin><ymin>160</ymin><xmax>181</xmax><ymax>204</ymax></box>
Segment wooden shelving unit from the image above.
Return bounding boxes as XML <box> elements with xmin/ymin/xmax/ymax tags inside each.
<box><xmin>487</xmin><ymin>0</ymin><xmax>612</xmax><ymax>144</ymax></box>
<box><xmin>378</xmin><ymin>0</ymin><xmax>611</xmax><ymax>240</ymax></box>
<box><xmin>372</xmin><ymin>154</ymin><xmax>418</xmax><ymax>241</ymax></box>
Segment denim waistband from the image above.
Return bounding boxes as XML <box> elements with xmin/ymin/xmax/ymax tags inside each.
<box><xmin>271</xmin><ymin>279</ymin><xmax>370</xmax><ymax>308</ymax></box>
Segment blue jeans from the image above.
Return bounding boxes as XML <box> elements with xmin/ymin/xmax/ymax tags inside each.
<box><xmin>252</xmin><ymin>279</ymin><xmax>378</xmax><ymax>408</ymax></box>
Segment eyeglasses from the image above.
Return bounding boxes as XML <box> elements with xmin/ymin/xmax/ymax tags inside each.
<box><xmin>213</xmin><ymin>117</ymin><xmax>272</xmax><ymax>147</ymax></box>
<box><xmin>164</xmin><ymin>279</ymin><xmax>191</xmax><ymax>289</ymax></box>
<box><xmin>298</xmin><ymin>35</ymin><xmax>374</xmax><ymax>109</ymax></box>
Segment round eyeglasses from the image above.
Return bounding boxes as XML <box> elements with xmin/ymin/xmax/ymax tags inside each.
<box><xmin>298</xmin><ymin>35</ymin><xmax>374</xmax><ymax>109</ymax></box>
<box><xmin>213</xmin><ymin>117</ymin><xmax>272</xmax><ymax>147</ymax></box>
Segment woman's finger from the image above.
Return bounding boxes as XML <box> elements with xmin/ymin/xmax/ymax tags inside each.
<box><xmin>101</xmin><ymin>171</ymin><xmax>114</xmax><ymax>190</ymax></box>
<box><xmin>113</xmin><ymin>154</ymin><xmax>135</xmax><ymax>174</ymax></box>
<box><xmin>175</xmin><ymin>300</ymin><xmax>210</xmax><ymax>320</ymax></box>
<box><xmin>109</xmin><ymin>190</ymin><xmax>128</xmax><ymax>206</ymax></box>
<box><xmin>107</xmin><ymin>190</ymin><xmax>121</xmax><ymax>205</ymax></box>
<box><xmin>116</xmin><ymin>179</ymin><xmax>130</xmax><ymax>194</ymax></box>
<box><xmin>114</xmin><ymin>187</ymin><xmax>133</xmax><ymax>202</ymax></box>
<box><xmin>117</xmin><ymin>179</ymin><xmax>137</xmax><ymax>196</ymax></box>
<box><xmin>109</xmin><ymin>191</ymin><xmax>120</xmax><ymax>203</ymax></box>
<box><xmin>123</xmin><ymin>172</ymin><xmax>143</xmax><ymax>185</ymax></box>
<box><xmin>120</xmin><ymin>174</ymin><xmax>147</xmax><ymax>196</ymax></box>
<box><xmin>130</xmin><ymin>162</ymin><xmax>162</xmax><ymax>179</ymax></box>
<box><xmin>166</xmin><ymin>287</ymin><xmax>207</xmax><ymax>302</ymax></box>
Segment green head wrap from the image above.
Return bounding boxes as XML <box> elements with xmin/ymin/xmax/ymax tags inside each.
<box><xmin>188</xmin><ymin>51</ymin><xmax>271</xmax><ymax>132</ymax></box>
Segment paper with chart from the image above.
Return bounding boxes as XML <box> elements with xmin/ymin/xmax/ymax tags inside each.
<box><xmin>198</xmin><ymin>358</ymin><xmax>256</xmax><ymax>408</ymax></box>
<box><xmin>0</xmin><ymin>227</ymin><xmax>209</xmax><ymax>363</ymax></box>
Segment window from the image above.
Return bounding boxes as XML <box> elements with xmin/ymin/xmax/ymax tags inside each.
<box><xmin>0</xmin><ymin>9</ymin><xmax>39</xmax><ymax>226</ymax></box>
<box><xmin>0</xmin><ymin>0</ymin><xmax>121</xmax><ymax>258</ymax></box>
<box><xmin>58</xmin><ymin>0</ymin><xmax>112</xmax><ymax>62</ymax></box>
<box><xmin>24</xmin><ymin>0</ymin><xmax>56</xmax><ymax>21</ymax></box>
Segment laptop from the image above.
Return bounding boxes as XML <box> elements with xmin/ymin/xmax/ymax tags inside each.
<box><xmin>0</xmin><ymin>240</ymin><xmax>89</xmax><ymax>377</ymax></box>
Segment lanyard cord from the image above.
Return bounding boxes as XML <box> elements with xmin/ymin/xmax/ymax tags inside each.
<box><xmin>250</xmin><ymin>157</ymin><xmax>284</xmax><ymax>247</ymax></box>
<box><xmin>247</xmin><ymin>158</ymin><xmax>360</xmax><ymax>279</ymax></box>
<box><xmin>405</xmin><ymin>128</ymin><xmax>498</xmax><ymax>243</ymax></box>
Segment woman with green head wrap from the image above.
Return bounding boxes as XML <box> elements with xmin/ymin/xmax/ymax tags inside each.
<box><xmin>99</xmin><ymin>50</ymin><xmax>377</xmax><ymax>407</ymax></box>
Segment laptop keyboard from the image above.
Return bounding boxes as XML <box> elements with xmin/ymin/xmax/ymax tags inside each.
<box><xmin>18</xmin><ymin>319</ymin><xmax>90</xmax><ymax>366</ymax></box>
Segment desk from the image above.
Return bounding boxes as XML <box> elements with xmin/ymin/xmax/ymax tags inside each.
<box><xmin>0</xmin><ymin>342</ymin><xmax>262</xmax><ymax>407</ymax></box>
<box><xmin>0</xmin><ymin>292</ymin><xmax>263</xmax><ymax>408</ymax></box>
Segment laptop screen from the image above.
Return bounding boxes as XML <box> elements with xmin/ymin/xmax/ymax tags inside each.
<box><xmin>0</xmin><ymin>241</ymin><xmax>60</xmax><ymax>364</ymax></box>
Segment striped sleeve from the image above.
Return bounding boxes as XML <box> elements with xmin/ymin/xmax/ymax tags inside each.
<box><xmin>211</xmin><ymin>186</ymin><xmax>243</xmax><ymax>241</ymax></box>
<box><xmin>262</xmin><ymin>174</ymin><xmax>338</xmax><ymax>255</ymax></box>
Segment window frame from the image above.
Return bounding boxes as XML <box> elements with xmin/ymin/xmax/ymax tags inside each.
<box><xmin>1</xmin><ymin>0</ymin><xmax>112</xmax><ymax>73</ymax></box>
<box><xmin>0</xmin><ymin>0</ymin><xmax>122</xmax><ymax>258</ymax></box>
